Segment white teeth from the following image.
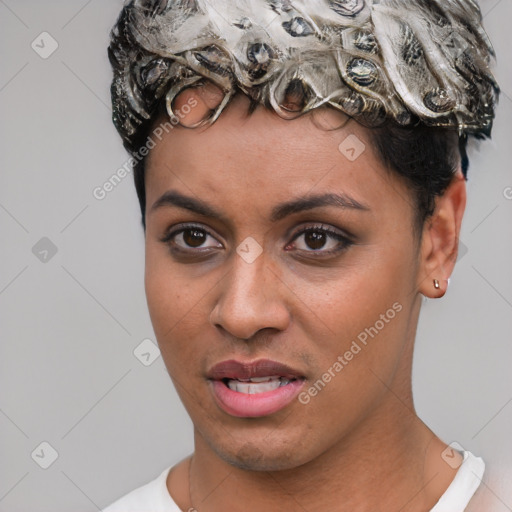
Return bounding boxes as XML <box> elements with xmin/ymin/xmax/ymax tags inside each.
<box><xmin>243</xmin><ymin>376</ymin><xmax>280</xmax><ymax>383</ymax></box>
<box><xmin>226</xmin><ymin>377</ymin><xmax>292</xmax><ymax>394</ymax></box>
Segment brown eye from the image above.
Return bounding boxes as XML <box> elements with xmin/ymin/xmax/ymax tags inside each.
<box><xmin>183</xmin><ymin>228</ymin><xmax>207</xmax><ymax>248</ymax></box>
<box><xmin>161</xmin><ymin>224</ymin><xmax>223</xmax><ymax>253</ymax></box>
<box><xmin>304</xmin><ymin>230</ymin><xmax>328</xmax><ymax>250</ymax></box>
<box><xmin>287</xmin><ymin>224</ymin><xmax>353</xmax><ymax>256</ymax></box>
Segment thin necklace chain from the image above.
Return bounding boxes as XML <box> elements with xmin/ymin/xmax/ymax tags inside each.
<box><xmin>188</xmin><ymin>456</ymin><xmax>197</xmax><ymax>512</ymax></box>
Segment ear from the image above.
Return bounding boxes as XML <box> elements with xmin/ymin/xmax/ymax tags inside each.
<box><xmin>417</xmin><ymin>170</ymin><xmax>467</xmax><ymax>299</ymax></box>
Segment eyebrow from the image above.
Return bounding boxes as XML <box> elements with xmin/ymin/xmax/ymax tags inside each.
<box><xmin>150</xmin><ymin>189</ymin><xmax>370</xmax><ymax>223</ymax></box>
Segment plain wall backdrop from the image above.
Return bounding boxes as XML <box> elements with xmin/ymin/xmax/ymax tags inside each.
<box><xmin>0</xmin><ymin>1</ymin><xmax>511</xmax><ymax>510</ymax></box>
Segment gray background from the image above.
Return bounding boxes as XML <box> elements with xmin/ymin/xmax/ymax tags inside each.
<box><xmin>0</xmin><ymin>1</ymin><xmax>511</xmax><ymax>510</ymax></box>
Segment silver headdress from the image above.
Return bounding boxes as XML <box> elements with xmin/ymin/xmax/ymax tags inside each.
<box><xmin>108</xmin><ymin>0</ymin><xmax>499</xmax><ymax>153</ymax></box>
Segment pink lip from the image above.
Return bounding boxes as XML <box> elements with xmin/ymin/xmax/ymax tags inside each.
<box><xmin>208</xmin><ymin>359</ymin><xmax>304</xmax><ymax>380</ymax></box>
<box><xmin>207</xmin><ymin>359</ymin><xmax>305</xmax><ymax>418</ymax></box>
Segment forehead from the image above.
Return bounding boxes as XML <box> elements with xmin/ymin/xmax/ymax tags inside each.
<box><xmin>144</xmin><ymin>94</ymin><xmax>412</xmax><ymax>221</ymax></box>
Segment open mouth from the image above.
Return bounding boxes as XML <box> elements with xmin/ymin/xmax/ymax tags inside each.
<box><xmin>222</xmin><ymin>376</ymin><xmax>298</xmax><ymax>394</ymax></box>
<box><xmin>207</xmin><ymin>359</ymin><xmax>306</xmax><ymax>417</ymax></box>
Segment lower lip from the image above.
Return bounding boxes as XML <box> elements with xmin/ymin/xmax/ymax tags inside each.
<box><xmin>210</xmin><ymin>379</ymin><xmax>305</xmax><ymax>418</ymax></box>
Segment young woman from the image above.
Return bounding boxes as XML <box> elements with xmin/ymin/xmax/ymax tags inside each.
<box><xmin>104</xmin><ymin>0</ymin><xmax>505</xmax><ymax>510</ymax></box>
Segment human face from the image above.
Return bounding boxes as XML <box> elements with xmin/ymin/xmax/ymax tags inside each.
<box><xmin>144</xmin><ymin>92</ymin><xmax>423</xmax><ymax>471</ymax></box>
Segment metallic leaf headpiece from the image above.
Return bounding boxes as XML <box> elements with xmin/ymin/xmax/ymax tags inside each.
<box><xmin>108</xmin><ymin>0</ymin><xmax>499</xmax><ymax>153</ymax></box>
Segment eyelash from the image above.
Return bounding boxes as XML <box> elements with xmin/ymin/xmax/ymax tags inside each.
<box><xmin>160</xmin><ymin>222</ymin><xmax>353</xmax><ymax>258</ymax></box>
<box><xmin>286</xmin><ymin>224</ymin><xmax>353</xmax><ymax>256</ymax></box>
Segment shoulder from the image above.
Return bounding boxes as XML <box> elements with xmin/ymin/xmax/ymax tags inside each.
<box><xmin>102</xmin><ymin>466</ymin><xmax>177</xmax><ymax>512</ymax></box>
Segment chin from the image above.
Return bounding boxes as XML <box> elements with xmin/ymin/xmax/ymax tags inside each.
<box><xmin>221</xmin><ymin>444</ymin><xmax>303</xmax><ymax>472</ymax></box>
<box><xmin>201</xmin><ymin>425</ymin><xmax>316</xmax><ymax>472</ymax></box>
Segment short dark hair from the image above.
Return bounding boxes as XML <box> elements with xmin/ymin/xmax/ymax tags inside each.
<box><xmin>371</xmin><ymin>122</ymin><xmax>466</xmax><ymax>235</ymax></box>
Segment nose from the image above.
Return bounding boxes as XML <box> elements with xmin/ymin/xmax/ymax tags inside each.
<box><xmin>209</xmin><ymin>250</ymin><xmax>291</xmax><ymax>341</ymax></box>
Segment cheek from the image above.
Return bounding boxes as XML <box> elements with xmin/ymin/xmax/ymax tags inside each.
<box><xmin>144</xmin><ymin>241</ymin><xmax>225</xmax><ymax>384</ymax></box>
<box><xmin>293</xmin><ymin>252</ymin><xmax>407</xmax><ymax>343</ymax></box>
<box><xmin>145</xmin><ymin>250</ymin><xmax>174</xmax><ymax>334</ymax></box>
<box><xmin>292</xmin><ymin>243</ymin><xmax>414</xmax><ymax>396</ymax></box>
<box><xmin>144</xmin><ymin>245</ymin><xmax>199</xmax><ymax>350</ymax></box>
<box><xmin>294</xmin><ymin>287</ymin><xmax>410</xmax><ymax>439</ymax></box>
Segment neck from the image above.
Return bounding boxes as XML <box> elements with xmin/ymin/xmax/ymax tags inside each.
<box><xmin>187</xmin><ymin>390</ymin><xmax>459</xmax><ymax>512</ymax></box>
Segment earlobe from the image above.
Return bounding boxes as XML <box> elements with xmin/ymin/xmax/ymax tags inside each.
<box><xmin>417</xmin><ymin>170</ymin><xmax>467</xmax><ymax>299</ymax></box>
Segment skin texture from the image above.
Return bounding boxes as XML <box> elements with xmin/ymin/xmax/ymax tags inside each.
<box><xmin>143</xmin><ymin>83</ymin><xmax>467</xmax><ymax>511</ymax></box>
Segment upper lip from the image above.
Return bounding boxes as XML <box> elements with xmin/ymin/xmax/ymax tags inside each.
<box><xmin>207</xmin><ymin>359</ymin><xmax>304</xmax><ymax>380</ymax></box>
